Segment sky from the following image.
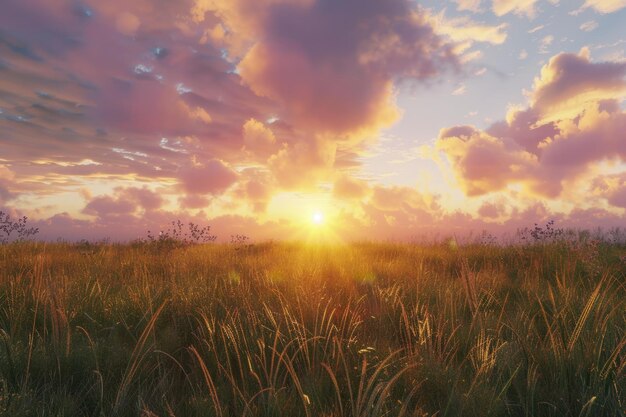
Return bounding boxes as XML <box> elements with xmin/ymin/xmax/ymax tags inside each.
<box><xmin>1</xmin><ymin>0</ymin><xmax>625</xmax><ymax>242</ymax></box>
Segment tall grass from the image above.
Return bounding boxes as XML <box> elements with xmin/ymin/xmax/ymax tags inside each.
<box><xmin>0</xmin><ymin>240</ymin><xmax>624</xmax><ymax>416</ymax></box>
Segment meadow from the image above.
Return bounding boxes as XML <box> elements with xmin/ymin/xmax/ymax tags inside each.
<box><xmin>0</xmin><ymin>237</ymin><xmax>624</xmax><ymax>417</ymax></box>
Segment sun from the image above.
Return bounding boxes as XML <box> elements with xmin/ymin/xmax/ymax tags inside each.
<box><xmin>299</xmin><ymin>207</ymin><xmax>341</xmax><ymax>244</ymax></box>
<box><xmin>312</xmin><ymin>211</ymin><xmax>324</xmax><ymax>225</ymax></box>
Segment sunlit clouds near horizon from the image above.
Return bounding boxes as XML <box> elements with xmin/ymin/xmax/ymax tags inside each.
<box><xmin>1</xmin><ymin>0</ymin><xmax>625</xmax><ymax>241</ymax></box>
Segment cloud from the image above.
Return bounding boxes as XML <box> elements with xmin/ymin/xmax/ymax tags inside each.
<box><xmin>583</xmin><ymin>0</ymin><xmax>626</xmax><ymax>13</ymax></box>
<box><xmin>327</xmin><ymin>185</ymin><xmax>443</xmax><ymax>241</ymax></box>
<box><xmin>122</xmin><ymin>187</ymin><xmax>164</xmax><ymax>211</ymax></box>
<box><xmin>96</xmin><ymin>80</ymin><xmax>206</xmax><ymax>136</ymax></box>
<box><xmin>0</xmin><ymin>0</ymin><xmax>272</xmax><ymax>183</ymax></box>
<box><xmin>531</xmin><ymin>48</ymin><xmax>626</xmax><ymax>123</ymax></box>
<box><xmin>437</xmin><ymin>126</ymin><xmax>537</xmax><ymax>196</ymax></box>
<box><xmin>478</xmin><ymin>201</ymin><xmax>505</xmax><ymax>218</ymax></box>
<box><xmin>4</xmin><ymin>0</ymin><xmax>622</xmax><ymax>241</ymax></box>
<box><xmin>580</xmin><ymin>20</ymin><xmax>599</xmax><ymax>32</ymax></box>
<box><xmin>452</xmin><ymin>84</ymin><xmax>468</xmax><ymax>96</ymax></box>
<box><xmin>115</xmin><ymin>11</ymin><xmax>141</xmax><ymax>36</ymax></box>
<box><xmin>537</xmin><ymin>104</ymin><xmax>626</xmax><ymax>187</ymax></box>
<box><xmin>431</xmin><ymin>14</ymin><xmax>508</xmax><ymax>46</ymax></box>
<box><xmin>491</xmin><ymin>0</ymin><xmax>538</xmax><ymax>17</ymax></box>
<box><xmin>82</xmin><ymin>187</ymin><xmax>164</xmax><ymax>219</ymax></box>
<box><xmin>333</xmin><ymin>175</ymin><xmax>370</xmax><ymax>200</ymax></box>
<box><xmin>1</xmin><ymin>0</ymin><xmax>465</xmax><ymax>215</ymax></box>
<box><xmin>427</xmin><ymin>11</ymin><xmax>507</xmax><ymax>66</ymax></box>
<box><xmin>487</xmin><ymin>107</ymin><xmax>559</xmax><ymax>154</ymax></box>
<box><xmin>34</xmin><ymin>209</ymin><xmax>293</xmax><ymax>243</ymax></box>
<box><xmin>83</xmin><ymin>196</ymin><xmax>136</xmax><ymax>218</ymax></box>
<box><xmin>27</xmin><ymin>193</ymin><xmax>625</xmax><ymax>243</ymax></box>
<box><xmin>436</xmin><ymin>50</ymin><xmax>626</xmax><ymax>198</ymax></box>
<box><xmin>591</xmin><ymin>172</ymin><xmax>626</xmax><ymax>208</ymax></box>
<box><xmin>242</xmin><ymin>118</ymin><xmax>277</xmax><ymax>156</ymax></box>
<box><xmin>268</xmin><ymin>138</ymin><xmax>337</xmax><ymax>188</ymax></box>
<box><xmin>370</xmin><ymin>185</ymin><xmax>439</xmax><ymax>213</ymax></box>
<box><xmin>455</xmin><ymin>0</ymin><xmax>483</xmax><ymax>12</ymax></box>
<box><xmin>179</xmin><ymin>159</ymin><xmax>239</xmax><ymax>195</ymax></box>
<box><xmin>231</xmin><ymin>168</ymin><xmax>276</xmax><ymax>212</ymax></box>
<box><xmin>539</xmin><ymin>35</ymin><xmax>554</xmax><ymax>54</ymax></box>
<box><xmin>223</xmin><ymin>0</ymin><xmax>457</xmax><ymax>136</ymax></box>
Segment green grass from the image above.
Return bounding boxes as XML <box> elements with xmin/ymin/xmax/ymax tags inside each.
<box><xmin>0</xmin><ymin>241</ymin><xmax>624</xmax><ymax>416</ymax></box>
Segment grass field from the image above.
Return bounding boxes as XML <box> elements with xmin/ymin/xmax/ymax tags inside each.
<box><xmin>0</xmin><ymin>239</ymin><xmax>624</xmax><ymax>417</ymax></box>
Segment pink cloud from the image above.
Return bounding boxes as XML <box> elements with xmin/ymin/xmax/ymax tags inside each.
<box><xmin>531</xmin><ymin>48</ymin><xmax>626</xmax><ymax>123</ymax></box>
<box><xmin>592</xmin><ymin>173</ymin><xmax>626</xmax><ymax>209</ymax></box>
<box><xmin>333</xmin><ymin>175</ymin><xmax>370</xmax><ymax>200</ymax></box>
<box><xmin>83</xmin><ymin>196</ymin><xmax>135</xmax><ymax>217</ymax></box>
<box><xmin>82</xmin><ymin>187</ymin><xmax>164</xmax><ymax>218</ymax></box>
<box><xmin>234</xmin><ymin>0</ymin><xmax>457</xmax><ymax>136</ymax></box>
<box><xmin>268</xmin><ymin>138</ymin><xmax>337</xmax><ymax>188</ymax></box>
<box><xmin>179</xmin><ymin>159</ymin><xmax>239</xmax><ymax>195</ymax></box>
<box><xmin>34</xmin><ymin>210</ymin><xmax>293</xmax><ymax>243</ymax></box>
<box><xmin>437</xmin><ymin>126</ymin><xmax>537</xmax><ymax>196</ymax></box>
<box><xmin>0</xmin><ymin>0</ymin><xmax>463</xmax><ymax>229</ymax></box>
<box><xmin>232</xmin><ymin>169</ymin><xmax>275</xmax><ymax>213</ymax></box>
<box><xmin>242</xmin><ymin>118</ymin><xmax>278</xmax><ymax>157</ymax></box>
<box><xmin>3</xmin><ymin>0</ymin><xmax>623</xmax><ymax>241</ymax></box>
<box><xmin>437</xmin><ymin>50</ymin><xmax>626</xmax><ymax>198</ymax></box>
<box><xmin>96</xmin><ymin>80</ymin><xmax>202</xmax><ymax>136</ymax></box>
<box><xmin>478</xmin><ymin>202</ymin><xmax>505</xmax><ymax>219</ymax></box>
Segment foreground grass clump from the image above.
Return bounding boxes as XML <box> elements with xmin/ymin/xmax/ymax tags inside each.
<box><xmin>0</xmin><ymin>241</ymin><xmax>624</xmax><ymax>417</ymax></box>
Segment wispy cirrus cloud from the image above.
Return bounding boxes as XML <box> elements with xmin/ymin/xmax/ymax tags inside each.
<box><xmin>491</xmin><ymin>0</ymin><xmax>539</xmax><ymax>17</ymax></box>
<box><xmin>582</xmin><ymin>0</ymin><xmax>626</xmax><ymax>13</ymax></box>
<box><xmin>455</xmin><ymin>0</ymin><xmax>484</xmax><ymax>12</ymax></box>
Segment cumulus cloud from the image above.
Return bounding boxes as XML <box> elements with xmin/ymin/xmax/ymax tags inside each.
<box><xmin>531</xmin><ymin>48</ymin><xmax>626</xmax><ymax>123</ymax></box>
<box><xmin>232</xmin><ymin>169</ymin><xmax>276</xmax><ymax>213</ymax></box>
<box><xmin>268</xmin><ymin>138</ymin><xmax>337</xmax><ymax>188</ymax></box>
<box><xmin>0</xmin><ymin>0</ymin><xmax>464</xmax><ymax>219</ymax></box>
<box><xmin>478</xmin><ymin>201</ymin><xmax>505</xmax><ymax>218</ymax></box>
<box><xmin>437</xmin><ymin>126</ymin><xmax>537</xmax><ymax>196</ymax></box>
<box><xmin>436</xmin><ymin>49</ymin><xmax>626</xmax><ymax>198</ymax></box>
<box><xmin>242</xmin><ymin>118</ymin><xmax>277</xmax><ymax>156</ymax></box>
<box><xmin>213</xmin><ymin>0</ymin><xmax>458</xmax><ymax>136</ymax></box>
<box><xmin>4</xmin><ymin>0</ymin><xmax>622</xmax><ymax>241</ymax></box>
<box><xmin>591</xmin><ymin>173</ymin><xmax>626</xmax><ymax>208</ymax></box>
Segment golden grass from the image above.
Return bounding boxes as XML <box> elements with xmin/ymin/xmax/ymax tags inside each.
<box><xmin>0</xmin><ymin>241</ymin><xmax>624</xmax><ymax>416</ymax></box>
